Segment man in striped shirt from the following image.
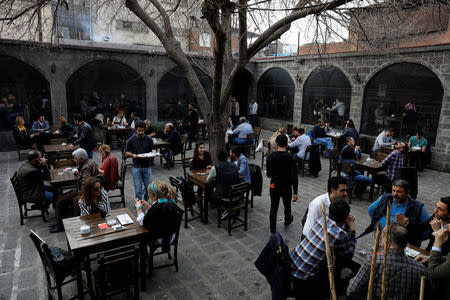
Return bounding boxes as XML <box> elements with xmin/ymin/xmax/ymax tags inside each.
<box><xmin>290</xmin><ymin>198</ymin><xmax>356</xmax><ymax>299</ymax></box>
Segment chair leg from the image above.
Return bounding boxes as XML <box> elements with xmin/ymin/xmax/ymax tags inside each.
<box><xmin>56</xmin><ymin>285</ymin><xmax>63</xmax><ymax>300</ymax></box>
<box><xmin>217</xmin><ymin>208</ymin><xmax>221</xmax><ymax>228</ymax></box>
<box><xmin>121</xmin><ymin>189</ymin><xmax>126</xmax><ymax>208</ymax></box>
<box><xmin>227</xmin><ymin>210</ymin><xmax>232</xmax><ymax>236</ymax></box>
<box><xmin>184</xmin><ymin>201</ymin><xmax>188</xmax><ymax>229</ymax></box>
<box><xmin>174</xmin><ymin>245</ymin><xmax>179</xmax><ymax>272</ymax></box>
<box><xmin>41</xmin><ymin>208</ymin><xmax>47</xmax><ymax>222</ymax></box>
<box><xmin>19</xmin><ymin>204</ymin><xmax>24</xmax><ymax>226</ymax></box>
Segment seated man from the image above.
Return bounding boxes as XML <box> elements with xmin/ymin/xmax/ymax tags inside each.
<box><xmin>338</xmin><ymin>119</ymin><xmax>359</xmax><ymax>150</ymax></box>
<box><xmin>302</xmin><ymin>177</ymin><xmax>347</xmax><ymax>239</ymax></box>
<box><xmin>51</xmin><ymin>148</ymin><xmax>99</xmax><ymax>233</ymax></box>
<box><xmin>162</xmin><ymin>122</ymin><xmax>183</xmax><ymax>167</ymax></box>
<box><xmin>340</xmin><ymin>137</ymin><xmax>372</xmax><ymax>192</ymax></box>
<box><xmin>310</xmin><ymin>119</ymin><xmax>333</xmax><ymax>157</ymax></box>
<box><xmin>31</xmin><ymin>115</ymin><xmax>51</xmax><ymax>148</ymax></box>
<box><xmin>230</xmin><ymin>146</ymin><xmax>251</xmax><ymax>183</ymax></box>
<box><xmin>364</xmin><ymin>179</ymin><xmax>430</xmax><ymax>246</ymax></box>
<box><xmin>231</xmin><ymin>117</ymin><xmax>253</xmax><ymax>146</ymax></box>
<box><xmin>206</xmin><ymin>150</ymin><xmax>240</xmax><ymax>203</ymax></box>
<box><xmin>291</xmin><ymin>198</ymin><xmax>356</xmax><ymax>299</ymax></box>
<box><xmin>382</xmin><ymin>142</ymin><xmax>405</xmax><ymax>183</ymax></box>
<box><xmin>328</xmin><ymin>98</ymin><xmax>345</xmax><ymax>125</ymax></box>
<box><xmin>16</xmin><ymin>150</ymin><xmax>53</xmax><ymax>209</ymax></box>
<box><xmin>407</xmin><ymin>129</ymin><xmax>428</xmax><ymax>172</ymax></box>
<box><xmin>347</xmin><ymin>223</ymin><xmax>432</xmax><ymax>299</ymax></box>
<box><xmin>288</xmin><ymin>127</ymin><xmax>311</xmax><ymax>161</ymax></box>
<box><xmin>372</xmin><ymin>127</ymin><xmax>395</xmax><ymax>156</ymax></box>
<box><xmin>426</xmin><ymin>227</ymin><xmax>450</xmax><ymax>298</ymax></box>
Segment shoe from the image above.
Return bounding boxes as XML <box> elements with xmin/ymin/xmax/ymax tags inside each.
<box><xmin>284</xmin><ymin>215</ymin><xmax>294</xmax><ymax>226</ymax></box>
<box><xmin>50</xmin><ymin>223</ymin><xmax>65</xmax><ymax>233</ymax></box>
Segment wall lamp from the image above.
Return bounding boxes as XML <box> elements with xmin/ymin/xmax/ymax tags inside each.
<box><xmin>149</xmin><ymin>69</ymin><xmax>155</xmax><ymax>77</ymax></box>
<box><xmin>296</xmin><ymin>74</ymin><xmax>302</xmax><ymax>82</ymax></box>
<box><xmin>354</xmin><ymin>72</ymin><xmax>361</xmax><ymax>83</ymax></box>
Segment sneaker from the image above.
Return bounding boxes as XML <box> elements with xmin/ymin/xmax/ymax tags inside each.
<box><xmin>284</xmin><ymin>215</ymin><xmax>294</xmax><ymax>226</ymax></box>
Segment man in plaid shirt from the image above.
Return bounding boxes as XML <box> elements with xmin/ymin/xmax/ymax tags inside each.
<box><xmin>290</xmin><ymin>198</ymin><xmax>356</xmax><ymax>298</ymax></box>
<box><xmin>382</xmin><ymin>142</ymin><xmax>405</xmax><ymax>181</ymax></box>
<box><xmin>347</xmin><ymin>223</ymin><xmax>432</xmax><ymax>299</ymax></box>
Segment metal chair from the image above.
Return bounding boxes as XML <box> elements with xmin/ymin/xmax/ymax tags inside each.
<box><xmin>217</xmin><ymin>182</ymin><xmax>251</xmax><ymax>236</ymax></box>
<box><xmin>169</xmin><ymin>176</ymin><xmax>201</xmax><ymax>228</ymax></box>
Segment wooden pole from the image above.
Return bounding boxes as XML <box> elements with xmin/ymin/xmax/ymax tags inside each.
<box><xmin>367</xmin><ymin>223</ymin><xmax>382</xmax><ymax>300</ymax></box>
<box><xmin>321</xmin><ymin>200</ymin><xmax>337</xmax><ymax>300</ymax></box>
<box><xmin>380</xmin><ymin>205</ymin><xmax>391</xmax><ymax>300</ymax></box>
<box><xmin>419</xmin><ymin>275</ymin><xmax>426</xmax><ymax>300</ymax></box>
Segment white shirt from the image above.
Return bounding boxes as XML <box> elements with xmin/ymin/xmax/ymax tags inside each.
<box><xmin>288</xmin><ymin>134</ymin><xmax>311</xmax><ymax>159</ymax></box>
<box><xmin>249</xmin><ymin>102</ymin><xmax>258</xmax><ymax>115</ymax></box>
<box><xmin>302</xmin><ymin>193</ymin><xmax>331</xmax><ymax>236</ymax></box>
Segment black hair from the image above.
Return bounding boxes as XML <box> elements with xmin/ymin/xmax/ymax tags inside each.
<box><xmin>440</xmin><ymin>197</ymin><xmax>450</xmax><ymax>209</ymax></box>
<box><xmin>72</xmin><ymin>113</ymin><xmax>84</xmax><ymax>122</ymax></box>
<box><xmin>194</xmin><ymin>141</ymin><xmax>205</xmax><ymax>157</ymax></box>
<box><xmin>347</xmin><ymin>119</ymin><xmax>355</xmax><ymax>128</ymax></box>
<box><xmin>275</xmin><ymin>134</ymin><xmax>287</xmax><ymax>147</ymax></box>
<box><xmin>291</xmin><ymin>127</ymin><xmax>299</xmax><ymax>132</ymax></box>
<box><xmin>390</xmin><ymin>223</ymin><xmax>408</xmax><ymax>249</ymax></box>
<box><xmin>392</xmin><ymin>179</ymin><xmax>409</xmax><ymax>193</ymax></box>
<box><xmin>327</xmin><ymin>177</ymin><xmax>347</xmax><ymax>194</ymax></box>
<box><xmin>417</xmin><ymin>129</ymin><xmax>423</xmax><ymax>136</ymax></box>
<box><xmin>231</xmin><ymin>146</ymin><xmax>242</xmax><ymax>157</ymax></box>
<box><xmin>388</xmin><ymin>127</ymin><xmax>396</xmax><ymax>133</ymax></box>
<box><xmin>135</xmin><ymin>121</ymin><xmax>146</xmax><ymax>130</ymax></box>
<box><xmin>217</xmin><ymin>150</ymin><xmax>229</xmax><ymax>162</ymax></box>
<box><xmin>341</xmin><ymin>145</ymin><xmax>356</xmax><ymax>160</ymax></box>
<box><xmin>131</xmin><ymin>112</ymin><xmax>137</xmax><ymax>116</ymax></box>
<box><xmin>329</xmin><ymin>198</ymin><xmax>350</xmax><ymax>223</ymax></box>
<box><xmin>298</xmin><ymin>128</ymin><xmax>305</xmax><ymax>135</ymax></box>
<box><xmin>27</xmin><ymin>150</ymin><xmax>40</xmax><ymax>161</ymax></box>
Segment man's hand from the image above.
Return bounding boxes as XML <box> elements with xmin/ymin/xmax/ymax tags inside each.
<box><xmin>355</xmin><ymin>146</ymin><xmax>361</xmax><ymax>152</ymax></box>
<box><xmin>414</xmin><ymin>255</ymin><xmax>429</xmax><ymax>264</ymax></box>
<box><xmin>395</xmin><ymin>212</ymin><xmax>409</xmax><ymax>225</ymax></box>
<box><xmin>346</xmin><ymin>214</ymin><xmax>356</xmax><ymax>231</ymax></box>
<box><xmin>434</xmin><ymin>228</ymin><xmax>449</xmax><ymax>248</ymax></box>
<box><xmin>292</xmin><ymin>194</ymin><xmax>298</xmax><ymax>202</ymax></box>
<box><xmin>68</xmin><ymin>144</ymin><xmax>75</xmax><ymax>149</ymax></box>
<box><xmin>429</xmin><ymin>217</ymin><xmax>441</xmax><ymax>232</ymax></box>
<box><xmin>39</xmin><ymin>158</ymin><xmax>47</xmax><ymax>166</ymax></box>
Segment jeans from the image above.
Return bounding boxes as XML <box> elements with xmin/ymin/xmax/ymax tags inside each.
<box><xmin>162</xmin><ymin>149</ymin><xmax>173</xmax><ymax>163</ymax></box>
<box><xmin>313</xmin><ymin>137</ymin><xmax>333</xmax><ymax>156</ymax></box>
<box><xmin>132</xmin><ymin>167</ymin><xmax>152</xmax><ymax>200</ymax></box>
<box><xmin>42</xmin><ymin>183</ymin><xmax>54</xmax><ymax>207</ymax></box>
<box><xmin>269</xmin><ymin>187</ymin><xmax>291</xmax><ymax>233</ymax></box>
<box><xmin>87</xmin><ymin>150</ymin><xmax>93</xmax><ymax>159</ymax></box>
<box><xmin>232</xmin><ymin>137</ymin><xmax>254</xmax><ymax>146</ymax></box>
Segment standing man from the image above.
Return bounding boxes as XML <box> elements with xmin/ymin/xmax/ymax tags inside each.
<box><xmin>129</xmin><ymin>112</ymin><xmax>140</xmax><ymax>135</ymax></box>
<box><xmin>288</xmin><ymin>127</ymin><xmax>311</xmax><ymax>161</ymax></box>
<box><xmin>70</xmin><ymin>113</ymin><xmax>97</xmax><ymax>159</ymax></box>
<box><xmin>230</xmin><ymin>97</ymin><xmax>240</xmax><ymax>126</ymax></box>
<box><xmin>248</xmin><ymin>97</ymin><xmax>258</xmax><ymax>127</ymax></box>
<box><xmin>183</xmin><ymin>103</ymin><xmax>199</xmax><ymax>150</ymax></box>
<box><xmin>125</xmin><ymin>121</ymin><xmax>154</xmax><ymax>200</ymax></box>
<box><xmin>302</xmin><ymin>176</ymin><xmax>347</xmax><ymax>238</ymax></box>
<box><xmin>266</xmin><ymin>134</ymin><xmax>298</xmax><ymax>234</ymax></box>
<box><xmin>230</xmin><ymin>146</ymin><xmax>251</xmax><ymax>183</ymax></box>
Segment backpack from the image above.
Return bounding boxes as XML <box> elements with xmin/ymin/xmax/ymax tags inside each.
<box><xmin>176</xmin><ymin>176</ymin><xmax>196</xmax><ymax>206</ymax></box>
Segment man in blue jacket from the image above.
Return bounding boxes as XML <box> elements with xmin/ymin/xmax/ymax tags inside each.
<box><xmin>230</xmin><ymin>146</ymin><xmax>251</xmax><ymax>183</ymax></box>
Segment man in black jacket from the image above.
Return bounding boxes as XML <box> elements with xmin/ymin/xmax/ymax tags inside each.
<box><xmin>162</xmin><ymin>123</ymin><xmax>183</xmax><ymax>168</ymax></box>
<box><xmin>182</xmin><ymin>103</ymin><xmax>199</xmax><ymax>150</ymax></box>
<box><xmin>70</xmin><ymin>113</ymin><xmax>97</xmax><ymax>159</ymax></box>
<box><xmin>266</xmin><ymin>134</ymin><xmax>298</xmax><ymax>234</ymax></box>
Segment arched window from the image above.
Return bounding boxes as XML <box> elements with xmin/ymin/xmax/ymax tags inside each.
<box><xmin>157</xmin><ymin>66</ymin><xmax>211</xmax><ymax>121</ymax></box>
<box><xmin>0</xmin><ymin>55</ymin><xmax>51</xmax><ymax>130</ymax></box>
<box><xmin>302</xmin><ymin>66</ymin><xmax>351</xmax><ymax>125</ymax></box>
<box><xmin>257</xmin><ymin>68</ymin><xmax>294</xmax><ymax>120</ymax></box>
<box><xmin>361</xmin><ymin>62</ymin><xmax>444</xmax><ymax>145</ymax></box>
<box><xmin>66</xmin><ymin>60</ymin><xmax>146</xmax><ymax>120</ymax></box>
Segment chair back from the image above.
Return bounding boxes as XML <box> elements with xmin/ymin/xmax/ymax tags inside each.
<box><xmin>304</xmin><ymin>145</ymin><xmax>315</xmax><ymax>160</ymax></box>
<box><xmin>253</xmin><ymin>127</ymin><xmax>261</xmax><ymax>139</ymax></box>
<box><xmin>262</xmin><ymin>140</ymin><xmax>270</xmax><ymax>154</ymax></box>
<box><xmin>376</xmin><ymin>151</ymin><xmax>389</xmax><ymax>162</ymax></box>
<box><xmin>50</xmin><ymin>138</ymin><xmax>68</xmax><ymax>145</ymax></box>
<box><xmin>54</xmin><ymin>159</ymin><xmax>76</xmax><ymax>169</ymax></box>
<box><xmin>182</xmin><ymin>157</ymin><xmax>192</xmax><ymax>179</ymax></box>
<box><xmin>338</xmin><ymin>161</ymin><xmax>354</xmax><ymax>180</ymax></box>
<box><xmin>328</xmin><ymin>149</ymin><xmax>341</xmax><ymax>178</ymax></box>
<box><xmin>29</xmin><ymin>230</ymin><xmax>58</xmax><ymax>280</ymax></box>
<box><xmin>10</xmin><ymin>172</ymin><xmax>23</xmax><ymax>205</ymax></box>
<box><xmin>246</xmin><ymin>133</ymin><xmax>258</xmax><ymax>145</ymax></box>
<box><xmin>227</xmin><ymin>182</ymin><xmax>251</xmax><ymax>208</ymax></box>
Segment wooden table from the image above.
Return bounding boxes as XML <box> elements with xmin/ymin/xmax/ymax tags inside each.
<box><xmin>63</xmin><ymin>208</ymin><xmax>149</xmax><ymax>300</ymax></box>
<box><xmin>154</xmin><ymin>139</ymin><xmax>172</xmax><ymax>169</ymax></box>
<box><xmin>186</xmin><ymin>170</ymin><xmax>210</xmax><ymax>223</ymax></box>
<box><xmin>50</xmin><ymin>168</ymin><xmax>77</xmax><ymax>190</ymax></box>
<box><xmin>43</xmin><ymin>144</ymin><xmax>78</xmax><ymax>154</ymax></box>
<box><xmin>353</xmin><ymin>243</ymin><xmax>429</xmax><ymax>266</ymax></box>
<box><xmin>327</xmin><ymin>132</ymin><xmax>342</xmax><ymax>148</ymax></box>
<box><xmin>356</xmin><ymin>156</ymin><xmax>384</xmax><ymax>202</ymax></box>
<box><xmin>107</xmin><ymin>127</ymin><xmax>130</xmax><ymax>146</ymax></box>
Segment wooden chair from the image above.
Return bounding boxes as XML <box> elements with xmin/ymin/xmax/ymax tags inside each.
<box><xmin>172</xmin><ymin>135</ymin><xmax>189</xmax><ymax>166</ymax></box>
<box><xmin>54</xmin><ymin>159</ymin><xmax>76</xmax><ymax>169</ymax></box>
<box><xmin>217</xmin><ymin>182</ymin><xmax>251</xmax><ymax>236</ymax></box>
<box><xmin>13</xmin><ymin>134</ymin><xmax>32</xmax><ymax>161</ymax></box>
<box><xmin>50</xmin><ymin>138</ymin><xmax>68</xmax><ymax>145</ymax></box>
<box><xmin>181</xmin><ymin>157</ymin><xmax>192</xmax><ymax>179</ymax></box>
<box><xmin>328</xmin><ymin>149</ymin><xmax>341</xmax><ymax>179</ymax></box>
<box><xmin>148</xmin><ymin>205</ymin><xmax>183</xmax><ymax>276</ymax></box>
<box><xmin>253</xmin><ymin>126</ymin><xmax>262</xmax><ymax>141</ymax></box>
<box><xmin>376</xmin><ymin>151</ymin><xmax>389</xmax><ymax>162</ymax></box>
<box><xmin>30</xmin><ymin>230</ymin><xmax>94</xmax><ymax>300</ymax></box>
<box><xmin>297</xmin><ymin>145</ymin><xmax>315</xmax><ymax>177</ymax></box>
<box><xmin>244</xmin><ymin>132</ymin><xmax>258</xmax><ymax>159</ymax></box>
<box><xmin>11</xmin><ymin>172</ymin><xmax>47</xmax><ymax>225</ymax></box>
<box><xmin>95</xmin><ymin>244</ymin><xmax>140</xmax><ymax>300</ymax></box>
<box><xmin>169</xmin><ymin>176</ymin><xmax>201</xmax><ymax>228</ymax></box>
<box><xmin>337</xmin><ymin>162</ymin><xmax>355</xmax><ymax>203</ymax></box>
<box><xmin>261</xmin><ymin>140</ymin><xmax>271</xmax><ymax>169</ymax></box>
<box><xmin>108</xmin><ymin>160</ymin><xmax>126</xmax><ymax>208</ymax></box>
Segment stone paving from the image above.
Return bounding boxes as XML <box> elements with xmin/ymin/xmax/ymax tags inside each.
<box><xmin>1</xmin><ymin>130</ymin><xmax>449</xmax><ymax>300</ymax></box>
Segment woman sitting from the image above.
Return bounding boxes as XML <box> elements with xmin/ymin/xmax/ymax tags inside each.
<box><xmin>135</xmin><ymin>182</ymin><xmax>178</xmax><ymax>252</ymax></box>
<box><xmin>269</xmin><ymin>128</ymin><xmax>287</xmax><ymax>153</ymax></box>
<box><xmin>191</xmin><ymin>141</ymin><xmax>212</xmax><ymax>170</ymax></box>
<box><xmin>98</xmin><ymin>144</ymin><xmax>119</xmax><ymax>190</ymax></box>
<box><xmin>78</xmin><ymin>177</ymin><xmax>111</xmax><ymax>216</ymax></box>
<box><xmin>112</xmin><ymin>110</ymin><xmax>128</xmax><ymax>127</ymax></box>
<box><xmin>12</xmin><ymin>116</ymin><xmax>34</xmax><ymax>148</ymax></box>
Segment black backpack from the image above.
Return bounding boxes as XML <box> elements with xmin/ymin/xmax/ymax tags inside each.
<box><xmin>176</xmin><ymin>176</ymin><xmax>196</xmax><ymax>206</ymax></box>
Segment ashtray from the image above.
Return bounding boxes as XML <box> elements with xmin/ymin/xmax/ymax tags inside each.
<box><xmin>107</xmin><ymin>219</ymin><xmax>117</xmax><ymax>226</ymax></box>
<box><xmin>80</xmin><ymin>225</ymin><xmax>90</xmax><ymax>235</ymax></box>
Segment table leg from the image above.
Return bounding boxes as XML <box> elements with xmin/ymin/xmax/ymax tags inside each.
<box><xmin>75</xmin><ymin>256</ymin><xmax>85</xmax><ymax>300</ymax></box>
<box><xmin>369</xmin><ymin>179</ymin><xmax>375</xmax><ymax>202</ymax></box>
<box><xmin>203</xmin><ymin>189</ymin><xmax>208</xmax><ymax>224</ymax></box>
<box><xmin>139</xmin><ymin>241</ymin><xmax>148</xmax><ymax>291</ymax></box>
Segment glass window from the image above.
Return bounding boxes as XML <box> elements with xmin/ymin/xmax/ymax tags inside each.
<box><xmin>256</xmin><ymin>68</ymin><xmax>294</xmax><ymax>121</ymax></box>
<box><xmin>361</xmin><ymin>62</ymin><xmax>443</xmax><ymax>145</ymax></box>
<box><xmin>200</xmin><ymin>33</ymin><xmax>211</xmax><ymax>48</ymax></box>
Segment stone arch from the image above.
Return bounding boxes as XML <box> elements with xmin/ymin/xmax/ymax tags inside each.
<box><xmin>256</xmin><ymin>67</ymin><xmax>295</xmax><ymax>120</ymax></box>
<box><xmin>301</xmin><ymin>65</ymin><xmax>352</xmax><ymax>125</ymax></box>
<box><xmin>361</xmin><ymin>61</ymin><xmax>444</xmax><ymax>145</ymax></box>
<box><xmin>66</xmin><ymin>59</ymin><xmax>147</xmax><ymax>120</ymax></box>
<box><xmin>0</xmin><ymin>54</ymin><xmax>52</xmax><ymax>129</ymax></box>
<box><xmin>157</xmin><ymin>66</ymin><xmax>212</xmax><ymax>121</ymax></box>
<box><xmin>231</xmin><ymin>68</ymin><xmax>254</xmax><ymax>116</ymax></box>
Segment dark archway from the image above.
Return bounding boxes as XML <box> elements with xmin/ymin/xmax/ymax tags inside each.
<box><xmin>301</xmin><ymin>66</ymin><xmax>351</xmax><ymax>125</ymax></box>
<box><xmin>231</xmin><ymin>69</ymin><xmax>253</xmax><ymax>116</ymax></box>
<box><xmin>257</xmin><ymin>67</ymin><xmax>294</xmax><ymax>120</ymax></box>
<box><xmin>157</xmin><ymin>66</ymin><xmax>212</xmax><ymax>121</ymax></box>
<box><xmin>361</xmin><ymin>62</ymin><xmax>444</xmax><ymax>145</ymax></box>
<box><xmin>66</xmin><ymin>60</ymin><xmax>146</xmax><ymax>120</ymax></box>
<box><xmin>0</xmin><ymin>55</ymin><xmax>51</xmax><ymax>130</ymax></box>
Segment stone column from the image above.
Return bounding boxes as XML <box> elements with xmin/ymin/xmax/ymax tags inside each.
<box><xmin>145</xmin><ymin>74</ymin><xmax>158</xmax><ymax>122</ymax></box>
<box><xmin>434</xmin><ymin>92</ymin><xmax>450</xmax><ymax>171</ymax></box>
<box><xmin>49</xmin><ymin>76</ymin><xmax>67</xmax><ymax>123</ymax></box>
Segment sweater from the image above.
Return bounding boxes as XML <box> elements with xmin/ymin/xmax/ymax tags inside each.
<box><xmin>266</xmin><ymin>150</ymin><xmax>298</xmax><ymax>194</ymax></box>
